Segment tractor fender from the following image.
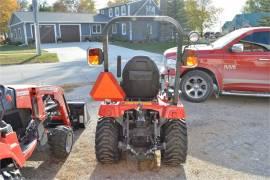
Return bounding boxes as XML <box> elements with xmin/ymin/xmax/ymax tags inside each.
<box><xmin>0</xmin><ymin>142</ymin><xmax>25</xmax><ymax>168</ymax></box>
<box><xmin>0</xmin><ymin>132</ymin><xmax>27</xmax><ymax>168</ymax></box>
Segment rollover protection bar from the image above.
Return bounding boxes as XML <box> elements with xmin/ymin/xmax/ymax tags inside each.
<box><xmin>101</xmin><ymin>16</ymin><xmax>185</xmax><ymax>105</ymax></box>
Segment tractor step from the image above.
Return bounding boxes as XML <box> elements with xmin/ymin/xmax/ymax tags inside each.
<box><xmin>221</xmin><ymin>91</ymin><xmax>270</xmax><ymax>97</ymax></box>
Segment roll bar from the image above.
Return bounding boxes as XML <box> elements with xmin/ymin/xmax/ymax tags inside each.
<box><xmin>102</xmin><ymin>16</ymin><xmax>185</xmax><ymax>105</ymax></box>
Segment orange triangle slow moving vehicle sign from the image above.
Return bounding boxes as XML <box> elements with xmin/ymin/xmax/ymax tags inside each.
<box><xmin>90</xmin><ymin>72</ymin><xmax>126</xmax><ymax>101</ymax></box>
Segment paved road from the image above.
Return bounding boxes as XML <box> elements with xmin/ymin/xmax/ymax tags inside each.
<box><xmin>41</xmin><ymin>42</ymin><xmax>163</xmax><ymax>63</ymax></box>
<box><xmin>1</xmin><ymin>42</ymin><xmax>163</xmax><ymax>86</ymax></box>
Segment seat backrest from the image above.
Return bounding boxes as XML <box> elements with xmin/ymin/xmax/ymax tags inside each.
<box><xmin>121</xmin><ymin>56</ymin><xmax>160</xmax><ymax>100</ymax></box>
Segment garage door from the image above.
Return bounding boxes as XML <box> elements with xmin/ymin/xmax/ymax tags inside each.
<box><xmin>32</xmin><ymin>25</ymin><xmax>55</xmax><ymax>43</ymax></box>
<box><xmin>60</xmin><ymin>25</ymin><xmax>80</xmax><ymax>42</ymax></box>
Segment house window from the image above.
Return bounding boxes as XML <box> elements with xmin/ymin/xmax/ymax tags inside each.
<box><xmin>122</xmin><ymin>23</ymin><xmax>126</xmax><ymax>35</ymax></box>
<box><xmin>13</xmin><ymin>30</ymin><xmax>17</xmax><ymax>39</ymax></box>
<box><xmin>100</xmin><ymin>10</ymin><xmax>104</xmax><ymax>14</ymax></box>
<box><xmin>17</xmin><ymin>28</ymin><xmax>22</xmax><ymax>39</ymax></box>
<box><xmin>112</xmin><ymin>24</ymin><xmax>117</xmax><ymax>34</ymax></box>
<box><xmin>152</xmin><ymin>7</ymin><xmax>155</xmax><ymax>15</ymax></box>
<box><xmin>147</xmin><ymin>24</ymin><xmax>152</xmax><ymax>35</ymax></box>
<box><xmin>146</xmin><ymin>5</ymin><xmax>155</xmax><ymax>15</ymax></box>
<box><xmin>121</xmin><ymin>6</ymin><xmax>126</xmax><ymax>15</ymax></box>
<box><xmin>115</xmin><ymin>7</ymin><xmax>119</xmax><ymax>16</ymax></box>
<box><xmin>92</xmin><ymin>24</ymin><xmax>102</xmax><ymax>34</ymax></box>
<box><xmin>109</xmin><ymin>8</ymin><xmax>113</xmax><ymax>17</ymax></box>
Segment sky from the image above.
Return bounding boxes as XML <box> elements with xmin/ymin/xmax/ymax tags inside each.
<box><xmin>30</xmin><ymin>0</ymin><xmax>248</xmax><ymax>31</ymax></box>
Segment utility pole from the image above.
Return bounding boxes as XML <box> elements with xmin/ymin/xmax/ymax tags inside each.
<box><xmin>32</xmin><ymin>0</ymin><xmax>41</xmax><ymax>55</ymax></box>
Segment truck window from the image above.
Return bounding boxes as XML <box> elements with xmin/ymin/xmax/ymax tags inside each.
<box><xmin>240</xmin><ymin>31</ymin><xmax>270</xmax><ymax>52</ymax></box>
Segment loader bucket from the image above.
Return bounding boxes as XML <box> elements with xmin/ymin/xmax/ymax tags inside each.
<box><xmin>67</xmin><ymin>101</ymin><xmax>90</xmax><ymax>129</ymax></box>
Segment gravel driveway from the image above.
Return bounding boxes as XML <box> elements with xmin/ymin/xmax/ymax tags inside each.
<box><xmin>1</xmin><ymin>42</ymin><xmax>163</xmax><ymax>86</ymax></box>
<box><xmin>1</xmin><ymin>42</ymin><xmax>269</xmax><ymax>179</ymax></box>
<box><xmin>41</xmin><ymin>42</ymin><xmax>162</xmax><ymax>63</ymax></box>
<box><xmin>21</xmin><ymin>87</ymin><xmax>270</xmax><ymax>180</ymax></box>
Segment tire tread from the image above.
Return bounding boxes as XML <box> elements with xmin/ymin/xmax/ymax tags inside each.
<box><xmin>162</xmin><ymin>120</ymin><xmax>187</xmax><ymax>166</ymax></box>
<box><xmin>95</xmin><ymin>118</ymin><xmax>120</xmax><ymax>164</ymax></box>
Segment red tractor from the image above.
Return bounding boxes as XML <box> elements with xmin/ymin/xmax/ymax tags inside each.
<box><xmin>88</xmin><ymin>16</ymin><xmax>187</xmax><ymax>166</ymax></box>
<box><xmin>0</xmin><ymin>85</ymin><xmax>88</xmax><ymax>179</ymax></box>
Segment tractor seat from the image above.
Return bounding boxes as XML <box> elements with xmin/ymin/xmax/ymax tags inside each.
<box><xmin>121</xmin><ymin>56</ymin><xmax>160</xmax><ymax>100</ymax></box>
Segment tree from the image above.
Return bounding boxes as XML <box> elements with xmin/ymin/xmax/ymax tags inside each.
<box><xmin>18</xmin><ymin>0</ymin><xmax>29</xmax><ymax>11</ymax></box>
<box><xmin>260</xmin><ymin>0</ymin><xmax>270</xmax><ymax>12</ymax></box>
<box><xmin>153</xmin><ymin>0</ymin><xmax>159</xmax><ymax>6</ymax></box>
<box><xmin>53</xmin><ymin>0</ymin><xmax>80</xmax><ymax>12</ymax></box>
<box><xmin>39</xmin><ymin>0</ymin><xmax>53</xmax><ymax>12</ymax></box>
<box><xmin>242</xmin><ymin>0</ymin><xmax>270</xmax><ymax>13</ymax></box>
<box><xmin>167</xmin><ymin>0</ymin><xmax>189</xmax><ymax>29</ymax></box>
<box><xmin>185</xmin><ymin>0</ymin><xmax>221</xmax><ymax>36</ymax></box>
<box><xmin>107</xmin><ymin>0</ymin><xmax>129</xmax><ymax>7</ymax></box>
<box><xmin>53</xmin><ymin>0</ymin><xmax>68</xmax><ymax>12</ymax></box>
<box><xmin>77</xmin><ymin>0</ymin><xmax>95</xmax><ymax>13</ymax></box>
<box><xmin>242</xmin><ymin>0</ymin><xmax>270</xmax><ymax>26</ymax></box>
<box><xmin>259</xmin><ymin>0</ymin><xmax>270</xmax><ymax>26</ymax></box>
<box><xmin>0</xmin><ymin>0</ymin><xmax>18</xmax><ymax>39</ymax></box>
<box><xmin>243</xmin><ymin>0</ymin><xmax>261</xmax><ymax>13</ymax></box>
<box><xmin>53</xmin><ymin>0</ymin><xmax>95</xmax><ymax>13</ymax></box>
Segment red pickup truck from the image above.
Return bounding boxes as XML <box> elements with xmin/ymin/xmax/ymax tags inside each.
<box><xmin>162</xmin><ymin>27</ymin><xmax>270</xmax><ymax>102</ymax></box>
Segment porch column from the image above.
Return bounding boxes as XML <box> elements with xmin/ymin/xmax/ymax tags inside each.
<box><xmin>129</xmin><ymin>22</ymin><xmax>132</xmax><ymax>41</ymax></box>
<box><xmin>23</xmin><ymin>23</ymin><xmax>28</xmax><ymax>45</ymax></box>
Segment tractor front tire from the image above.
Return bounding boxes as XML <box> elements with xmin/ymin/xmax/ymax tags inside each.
<box><xmin>95</xmin><ymin>118</ymin><xmax>121</xmax><ymax>164</ymax></box>
<box><xmin>48</xmin><ymin>125</ymin><xmax>74</xmax><ymax>159</ymax></box>
<box><xmin>161</xmin><ymin>120</ymin><xmax>187</xmax><ymax>166</ymax></box>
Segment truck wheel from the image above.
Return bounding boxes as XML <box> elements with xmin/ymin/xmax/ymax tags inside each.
<box><xmin>180</xmin><ymin>70</ymin><xmax>213</xmax><ymax>102</ymax></box>
<box><xmin>48</xmin><ymin>126</ymin><xmax>74</xmax><ymax>159</ymax></box>
<box><xmin>161</xmin><ymin>120</ymin><xmax>187</xmax><ymax>166</ymax></box>
<box><xmin>0</xmin><ymin>166</ymin><xmax>23</xmax><ymax>180</ymax></box>
<box><xmin>95</xmin><ymin>118</ymin><xmax>121</xmax><ymax>164</ymax></box>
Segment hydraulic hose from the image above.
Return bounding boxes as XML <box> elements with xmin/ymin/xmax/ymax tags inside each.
<box><xmin>0</xmin><ymin>121</ymin><xmax>13</xmax><ymax>134</ymax></box>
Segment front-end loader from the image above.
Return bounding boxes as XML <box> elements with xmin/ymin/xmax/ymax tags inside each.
<box><xmin>0</xmin><ymin>85</ymin><xmax>89</xmax><ymax>179</ymax></box>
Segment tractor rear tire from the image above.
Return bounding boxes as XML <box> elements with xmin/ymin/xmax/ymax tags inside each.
<box><xmin>48</xmin><ymin>125</ymin><xmax>74</xmax><ymax>159</ymax></box>
<box><xmin>161</xmin><ymin>120</ymin><xmax>187</xmax><ymax>166</ymax></box>
<box><xmin>0</xmin><ymin>165</ymin><xmax>23</xmax><ymax>180</ymax></box>
<box><xmin>95</xmin><ymin>118</ymin><xmax>121</xmax><ymax>164</ymax></box>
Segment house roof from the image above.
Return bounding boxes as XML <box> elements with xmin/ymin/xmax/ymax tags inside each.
<box><xmin>11</xmin><ymin>11</ymin><xmax>109</xmax><ymax>24</ymax></box>
<box><xmin>222</xmin><ymin>12</ymin><xmax>270</xmax><ymax>31</ymax></box>
<box><xmin>99</xmin><ymin>0</ymin><xmax>157</xmax><ymax>15</ymax></box>
<box><xmin>100</xmin><ymin>0</ymin><xmax>145</xmax><ymax>9</ymax></box>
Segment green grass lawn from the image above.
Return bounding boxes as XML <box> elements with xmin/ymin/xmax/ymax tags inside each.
<box><xmin>111</xmin><ymin>41</ymin><xmax>176</xmax><ymax>54</ymax></box>
<box><xmin>0</xmin><ymin>45</ymin><xmax>58</xmax><ymax>65</ymax></box>
<box><xmin>0</xmin><ymin>45</ymin><xmax>37</xmax><ymax>54</ymax></box>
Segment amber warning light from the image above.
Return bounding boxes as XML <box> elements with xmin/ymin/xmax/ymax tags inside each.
<box><xmin>87</xmin><ymin>48</ymin><xmax>104</xmax><ymax>65</ymax></box>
